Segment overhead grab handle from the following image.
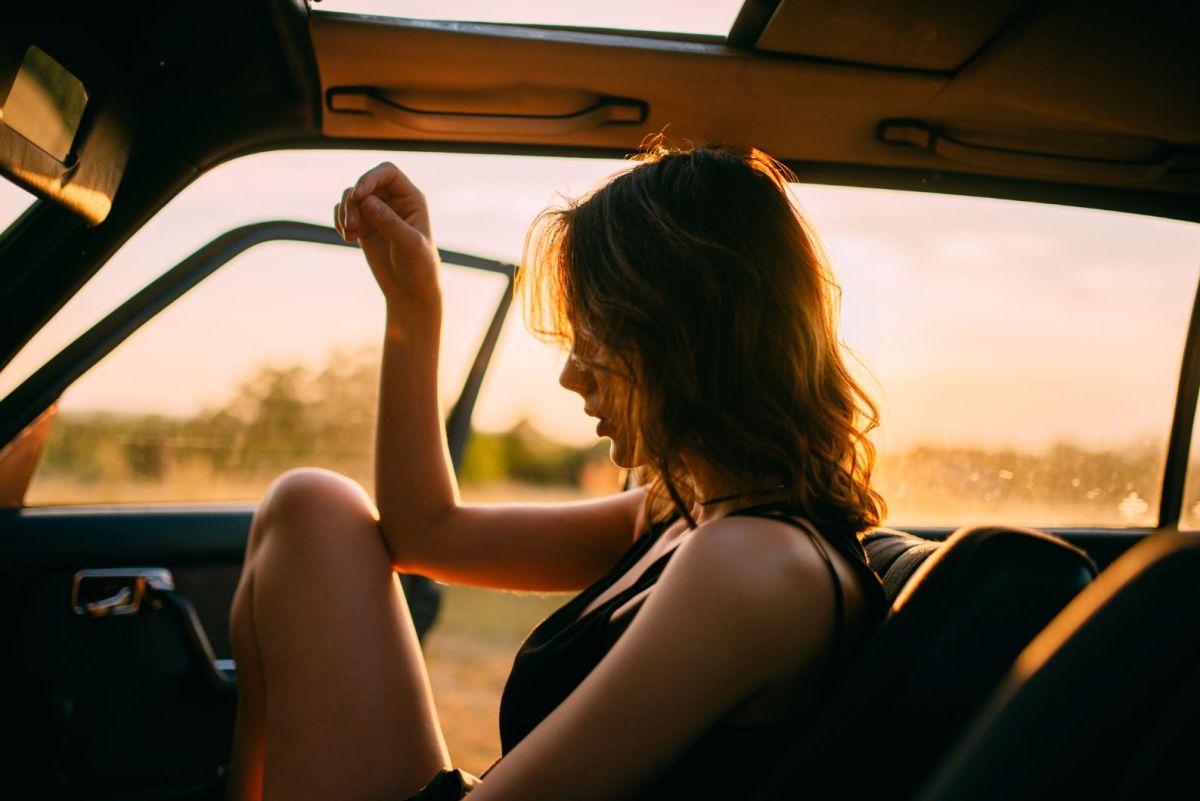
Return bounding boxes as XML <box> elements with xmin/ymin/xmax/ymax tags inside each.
<box><xmin>328</xmin><ymin>88</ymin><xmax>647</xmax><ymax>136</ymax></box>
<box><xmin>878</xmin><ymin>119</ymin><xmax>1197</xmax><ymax>183</ymax></box>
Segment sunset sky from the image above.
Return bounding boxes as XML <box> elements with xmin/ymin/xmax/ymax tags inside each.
<box><xmin>3</xmin><ymin>147</ymin><xmax>1199</xmax><ymax>460</ymax></box>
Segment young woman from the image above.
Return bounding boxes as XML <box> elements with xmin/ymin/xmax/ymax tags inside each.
<box><xmin>226</xmin><ymin>145</ymin><xmax>888</xmax><ymax>801</ymax></box>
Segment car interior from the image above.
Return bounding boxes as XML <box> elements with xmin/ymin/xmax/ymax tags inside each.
<box><xmin>2</xmin><ymin>0</ymin><xmax>1199</xmax><ymax>798</ymax></box>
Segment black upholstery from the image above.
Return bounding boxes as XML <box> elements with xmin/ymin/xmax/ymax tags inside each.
<box><xmin>750</xmin><ymin>525</ymin><xmax>1097</xmax><ymax>801</ymax></box>
<box><xmin>917</xmin><ymin>533</ymin><xmax>1200</xmax><ymax>801</ymax></box>
<box><xmin>863</xmin><ymin>527</ymin><xmax>942</xmax><ymax>602</ymax></box>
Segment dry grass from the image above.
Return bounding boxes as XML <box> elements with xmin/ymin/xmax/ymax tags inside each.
<box><xmin>422</xmin><ymin>585</ymin><xmax>570</xmax><ymax>775</ymax></box>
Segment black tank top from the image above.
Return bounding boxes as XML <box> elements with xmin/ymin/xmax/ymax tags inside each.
<box><xmin>495</xmin><ymin>501</ymin><xmax>888</xmax><ymax>799</ymax></box>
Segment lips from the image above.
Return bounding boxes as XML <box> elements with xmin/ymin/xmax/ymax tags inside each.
<box><xmin>585</xmin><ymin>406</ymin><xmax>612</xmax><ymax>436</ymax></box>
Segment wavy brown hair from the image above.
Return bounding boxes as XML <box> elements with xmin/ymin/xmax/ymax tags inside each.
<box><xmin>519</xmin><ymin>144</ymin><xmax>884</xmax><ymax>535</ymax></box>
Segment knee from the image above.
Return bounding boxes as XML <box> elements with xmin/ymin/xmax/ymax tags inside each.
<box><xmin>251</xmin><ymin>468</ymin><xmax>380</xmax><ymax>551</ymax></box>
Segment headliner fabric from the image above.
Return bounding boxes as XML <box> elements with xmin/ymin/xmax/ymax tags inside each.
<box><xmin>310</xmin><ymin>2</ymin><xmax>1200</xmax><ymax>197</ymax></box>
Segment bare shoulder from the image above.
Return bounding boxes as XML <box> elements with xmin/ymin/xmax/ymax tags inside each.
<box><xmin>670</xmin><ymin>514</ymin><xmax>845</xmax><ymax>601</ymax></box>
<box><xmin>655</xmin><ymin>514</ymin><xmax>852</xmax><ymax>680</ymax></box>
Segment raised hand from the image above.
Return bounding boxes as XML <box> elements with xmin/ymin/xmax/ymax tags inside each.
<box><xmin>334</xmin><ymin>162</ymin><xmax>442</xmax><ymax>316</ymax></box>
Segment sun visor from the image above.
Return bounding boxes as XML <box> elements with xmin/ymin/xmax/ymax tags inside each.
<box><xmin>0</xmin><ymin>37</ymin><xmax>131</xmax><ymax>225</ymax></box>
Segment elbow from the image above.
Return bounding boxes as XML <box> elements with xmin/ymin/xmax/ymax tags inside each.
<box><xmin>376</xmin><ymin>500</ymin><xmax>457</xmax><ymax>573</ymax></box>
<box><xmin>377</xmin><ymin>516</ymin><xmax>412</xmax><ymax>571</ymax></box>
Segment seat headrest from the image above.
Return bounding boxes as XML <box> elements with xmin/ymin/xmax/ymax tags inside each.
<box><xmin>892</xmin><ymin>524</ymin><xmax>1096</xmax><ymax>615</ymax></box>
<box><xmin>863</xmin><ymin>528</ymin><xmax>941</xmax><ymax>602</ymax></box>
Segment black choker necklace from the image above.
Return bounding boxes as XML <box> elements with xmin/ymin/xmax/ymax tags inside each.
<box><xmin>697</xmin><ymin>483</ymin><xmax>787</xmax><ymax>506</ymax></box>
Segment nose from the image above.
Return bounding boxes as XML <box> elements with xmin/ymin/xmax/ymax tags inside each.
<box><xmin>559</xmin><ymin>346</ymin><xmax>593</xmax><ymax>395</ymax></box>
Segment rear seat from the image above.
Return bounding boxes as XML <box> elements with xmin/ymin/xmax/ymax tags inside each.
<box><xmin>750</xmin><ymin>524</ymin><xmax>1097</xmax><ymax>801</ymax></box>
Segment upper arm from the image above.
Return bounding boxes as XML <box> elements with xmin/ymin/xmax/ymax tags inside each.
<box><xmin>387</xmin><ymin>487</ymin><xmax>647</xmax><ymax>592</ymax></box>
<box><xmin>467</xmin><ymin>516</ymin><xmax>839</xmax><ymax>801</ymax></box>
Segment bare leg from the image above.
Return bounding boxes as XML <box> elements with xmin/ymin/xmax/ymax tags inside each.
<box><xmin>227</xmin><ymin>468</ymin><xmax>450</xmax><ymax>801</ymax></box>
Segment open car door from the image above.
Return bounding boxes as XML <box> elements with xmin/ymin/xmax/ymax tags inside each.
<box><xmin>0</xmin><ymin>220</ymin><xmax>514</xmax><ymax>799</ymax></box>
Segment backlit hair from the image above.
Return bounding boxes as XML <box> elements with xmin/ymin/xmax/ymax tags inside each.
<box><xmin>519</xmin><ymin>143</ymin><xmax>884</xmax><ymax>535</ymax></box>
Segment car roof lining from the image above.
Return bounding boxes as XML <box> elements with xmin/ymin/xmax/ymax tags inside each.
<box><xmin>309</xmin><ymin>1</ymin><xmax>1200</xmax><ymax>198</ymax></box>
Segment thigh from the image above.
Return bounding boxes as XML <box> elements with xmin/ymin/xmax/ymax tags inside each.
<box><xmin>250</xmin><ymin>469</ymin><xmax>451</xmax><ymax>800</ymax></box>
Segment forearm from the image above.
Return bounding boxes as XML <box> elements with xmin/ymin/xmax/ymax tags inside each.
<box><xmin>374</xmin><ymin>302</ymin><xmax>459</xmax><ymax>563</ymax></box>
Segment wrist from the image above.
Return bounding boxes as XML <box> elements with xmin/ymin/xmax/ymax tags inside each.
<box><xmin>384</xmin><ymin>298</ymin><xmax>441</xmax><ymax>342</ymax></box>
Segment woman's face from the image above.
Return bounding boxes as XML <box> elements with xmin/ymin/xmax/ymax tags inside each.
<box><xmin>559</xmin><ymin>332</ymin><xmax>640</xmax><ymax>468</ymax></box>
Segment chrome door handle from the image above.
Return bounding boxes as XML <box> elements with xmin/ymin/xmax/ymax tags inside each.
<box><xmin>71</xmin><ymin>568</ymin><xmax>176</xmax><ymax>617</ymax></box>
<box><xmin>84</xmin><ymin>585</ymin><xmax>133</xmax><ymax>616</ymax></box>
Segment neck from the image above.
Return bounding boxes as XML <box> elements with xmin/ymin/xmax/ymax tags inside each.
<box><xmin>685</xmin><ymin>457</ymin><xmax>787</xmax><ymax>525</ymax></box>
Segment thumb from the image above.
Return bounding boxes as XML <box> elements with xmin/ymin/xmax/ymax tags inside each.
<box><xmin>361</xmin><ymin>194</ymin><xmax>425</xmax><ymax>253</ymax></box>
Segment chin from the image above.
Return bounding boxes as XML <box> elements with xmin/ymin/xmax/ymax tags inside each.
<box><xmin>606</xmin><ymin>437</ymin><xmax>640</xmax><ymax>470</ymax></box>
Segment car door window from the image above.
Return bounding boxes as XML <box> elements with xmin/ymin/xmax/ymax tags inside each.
<box><xmin>12</xmin><ymin>150</ymin><xmax>630</xmax><ymax>505</ymax></box>
<box><xmin>25</xmin><ymin>241</ymin><xmax>507</xmax><ymax>504</ymax></box>
<box><xmin>0</xmin><ymin>176</ymin><xmax>36</xmax><ymax>234</ymax></box>
<box><xmin>790</xmin><ymin>185</ymin><xmax>1200</xmax><ymax>528</ymax></box>
<box><xmin>465</xmin><ymin>182</ymin><xmax>1200</xmax><ymax>529</ymax></box>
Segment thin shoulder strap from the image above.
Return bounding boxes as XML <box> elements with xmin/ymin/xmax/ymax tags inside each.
<box><xmin>747</xmin><ymin>510</ymin><xmax>847</xmax><ymax>670</ymax></box>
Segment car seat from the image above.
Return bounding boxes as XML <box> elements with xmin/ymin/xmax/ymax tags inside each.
<box><xmin>750</xmin><ymin>524</ymin><xmax>1098</xmax><ymax>800</ymax></box>
<box><xmin>916</xmin><ymin>532</ymin><xmax>1200</xmax><ymax>801</ymax></box>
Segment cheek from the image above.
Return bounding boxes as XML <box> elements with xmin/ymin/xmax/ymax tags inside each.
<box><xmin>596</xmin><ymin>372</ymin><xmax>635</xmax><ymax>413</ymax></box>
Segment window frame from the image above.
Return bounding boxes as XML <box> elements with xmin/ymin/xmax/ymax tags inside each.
<box><xmin>1161</xmin><ymin>282</ymin><xmax>1200</xmax><ymax>530</ymax></box>
<box><xmin>0</xmin><ymin>219</ymin><xmax>515</xmax><ymax>508</ymax></box>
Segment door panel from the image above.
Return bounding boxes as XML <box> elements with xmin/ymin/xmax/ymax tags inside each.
<box><xmin>2</xmin><ymin>509</ymin><xmax>247</xmax><ymax>798</ymax></box>
<box><xmin>1</xmin><ymin>507</ymin><xmax>444</xmax><ymax>799</ymax></box>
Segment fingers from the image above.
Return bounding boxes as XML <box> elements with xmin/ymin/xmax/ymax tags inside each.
<box><xmin>335</xmin><ymin>187</ymin><xmax>363</xmax><ymax>243</ymax></box>
<box><xmin>352</xmin><ymin>162</ymin><xmax>425</xmax><ymax>209</ymax></box>
<box><xmin>360</xmin><ymin>194</ymin><xmax>424</xmax><ymax>254</ymax></box>
<box><xmin>340</xmin><ymin>187</ymin><xmax>352</xmax><ymax>231</ymax></box>
<box><xmin>336</xmin><ymin>162</ymin><xmax>428</xmax><ymax>246</ymax></box>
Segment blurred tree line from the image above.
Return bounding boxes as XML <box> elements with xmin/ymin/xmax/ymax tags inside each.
<box><xmin>38</xmin><ymin>347</ymin><xmax>608</xmax><ymax>492</ymax></box>
<box><xmin>34</xmin><ymin>347</ymin><xmax>1167</xmax><ymax>526</ymax></box>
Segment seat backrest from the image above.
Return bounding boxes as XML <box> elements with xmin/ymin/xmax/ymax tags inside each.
<box><xmin>916</xmin><ymin>533</ymin><xmax>1200</xmax><ymax>801</ymax></box>
<box><xmin>750</xmin><ymin>524</ymin><xmax>1097</xmax><ymax>801</ymax></box>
